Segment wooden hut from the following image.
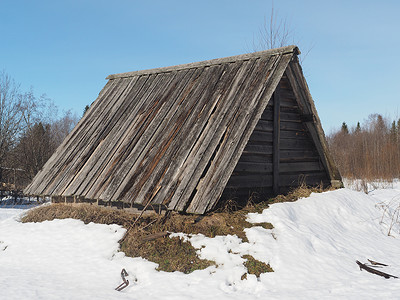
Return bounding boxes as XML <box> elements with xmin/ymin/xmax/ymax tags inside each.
<box><xmin>24</xmin><ymin>45</ymin><xmax>342</xmax><ymax>214</ymax></box>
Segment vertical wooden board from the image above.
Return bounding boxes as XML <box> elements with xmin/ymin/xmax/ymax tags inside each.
<box><xmin>187</xmin><ymin>53</ymin><xmax>293</xmax><ymax>213</ymax></box>
<box><xmin>273</xmin><ymin>85</ymin><xmax>281</xmax><ymax>195</ymax></box>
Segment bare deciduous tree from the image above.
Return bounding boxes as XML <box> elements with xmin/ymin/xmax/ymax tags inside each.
<box><xmin>0</xmin><ymin>71</ymin><xmax>25</xmax><ymax>180</ymax></box>
<box><xmin>252</xmin><ymin>3</ymin><xmax>313</xmax><ymax>64</ymax></box>
<box><xmin>253</xmin><ymin>4</ymin><xmax>291</xmax><ymax>51</ymax></box>
<box><xmin>0</xmin><ymin>71</ymin><xmax>79</xmax><ymax>187</ymax></box>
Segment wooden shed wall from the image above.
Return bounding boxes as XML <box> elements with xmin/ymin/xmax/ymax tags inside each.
<box><xmin>221</xmin><ymin>73</ymin><xmax>329</xmax><ymax>202</ymax></box>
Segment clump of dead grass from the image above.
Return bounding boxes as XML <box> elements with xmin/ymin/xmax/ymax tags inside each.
<box><xmin>241</xmin><ymin>255</ymin><xmax>273</xmax><ymax>279</ymax></box>
<box><xmin>270</xmin><ymin>181</ymin><xmax>331</xmax><ymax>204</ymax></box>
<box><xmin>122</xmin><ymin>235</ymin><xmax>214</xmax><ymax>273</ymax></box>
<box><xmin>20</xmin><ymin>203</ymin><xmax>137</xmax><ymax>227</ymax></box>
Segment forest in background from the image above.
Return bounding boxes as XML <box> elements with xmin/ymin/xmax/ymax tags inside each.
<box><xmin>0</xmin><ymin>71</ymin><xmax>79</xmax><ymax>189</ymax></box>
<box><xmin>327</xmin><ymin>114</ymin><xmax>400</xmax><ymax>181</ymax></box>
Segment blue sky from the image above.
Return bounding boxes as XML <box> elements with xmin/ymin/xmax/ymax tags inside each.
<box><xmin>1</xmin><ymin>0</ymin><xmax>399</xmax><ymax>132</ymax></box>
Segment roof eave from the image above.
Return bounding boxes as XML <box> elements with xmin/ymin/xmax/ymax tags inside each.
<box><xmin>106</xmin><ymin>45</ymin><xmax>300</xmax><ymax>80</ymax></box>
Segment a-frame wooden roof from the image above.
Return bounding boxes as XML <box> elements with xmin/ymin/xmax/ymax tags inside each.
<box><xmin>24</xmin><ymin>45</ymin><xmax>341</xmax><ymax>214</ymax></box>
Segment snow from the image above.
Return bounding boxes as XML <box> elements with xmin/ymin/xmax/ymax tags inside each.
<box><xmin>1</xmin><ymin>184</ymin><xmax>400</xmax><ymax>299</ymax></box>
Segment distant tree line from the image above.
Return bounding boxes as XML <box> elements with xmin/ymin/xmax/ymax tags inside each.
<box><xmin>0</xmin><ymin>71</ymin><xmax>79</xmax><ymax>189</ymax></box>
<box><xmin>327</xmin><ymin>114</ymin><xmax>400</xmax><ymax>180</ymax></box>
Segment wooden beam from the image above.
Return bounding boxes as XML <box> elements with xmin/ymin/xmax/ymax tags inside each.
<box><xmin>106</xmin><ymin>46</ymin><xmax>299</xmax><ymax>79</ymax></box>
<box><xmin>273</xmin><ymin>84</ymin><xmax>281</xmax><ymax>195</ymax></box>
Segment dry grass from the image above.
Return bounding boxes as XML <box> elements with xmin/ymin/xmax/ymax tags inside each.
<box><xmin>270</xmin><ymin>181</ymin><xmax>331</xmax><ymax>203</ymax></box>
<box><xmin>242</xmin><ymin>255</ymin><xmax>273</xmax><ymax>278</ymax></box>
<box><xmin>21</xmin><ymin>184</ymin><xmax>330</xmax><ymax>274</ymax></box>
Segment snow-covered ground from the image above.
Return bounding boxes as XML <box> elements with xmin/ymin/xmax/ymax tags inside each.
<box><xmin>1</xmin><ymin>184</ymin><xmax>400</xmax><ymax>299</ymax></box>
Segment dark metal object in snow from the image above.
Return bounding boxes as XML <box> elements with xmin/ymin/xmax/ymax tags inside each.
<box><xmin>115</xmin><ymin>268</ymin><xmax>129</xmax><ymax>291</ymax></box>
<box><xmin>367</xmin><ymin>259</ymin><xmax>388</xmax><ymax>267</ymax></box>
<box><xmin>356</xmin><ymin>260</ymin><xmax>398</xmax><ymax>279</ymax></box>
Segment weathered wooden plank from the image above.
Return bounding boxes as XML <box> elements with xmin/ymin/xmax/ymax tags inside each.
<box><xmin>279</xmin><ymin>75</ymin><xmax>291</xmax><ymax>89</ymax></box>
<box><xmin>64</xmin><ymin>73</ymin><xmax>162</xmax><ymax>196</ymax></box>
<box><xmin>149</xmin><ymin>61</ymin><xmax>245</xmax><ymax>206</ymax></box>
<box><xmin>107</xmin><ymin>45</ymin><xmax>298</xmax><ymax>79</ymax></box>
<box><xmin>280</xmin><ymin>138</ymin><xmax>314</xmax><ymax>150</ymax></box>
<box><xmin>280</xmin><ymin>121</ymin><xmax>305</xmax><ymax>131</ymax></box>
<box><xmin>118</xmin><ymin>66</ymin><xmax>225</xmax><ymax>204</ymax></box>
<box><xmin>250</xmin><ymin>127</ymin><xmax>311</xmax><ymax>143</ymax></box>
<box><xmin>238</xmin><ymin>152</ymin><xmax>273</xmax><ymax>163</ymax></box>
<box><xmin>226</xmin><ymin>174</ymin><xmax>273</xmax><ymax>188</ymax></box>
<box><xmin>249</xmin><ymin>130</ymin><xmax>273</xmax><ymax>143</ymax></box>
<box><xmin>77</xmin><ymin>73</ymin><xmax>164</xmax><ymax>199</ymax></box>
<box><xmin>107</xmin><ymin>65</ymin><xmax>222</xmax><ymax>204</ymax></box>
<box><xmin>185</xmin><ymin>56</ymin><xmax>278</xmax><ymax>212</ymax></box>
<box><xmin>285</xmin><ymin>63</ymin><xmax>341</xmax><ymax>181</ymax></box>
<box><xmin>187</xmin><ymin>52</ymin><xmax>293</xmax><ymax>213</ymax></box>
<box><xmin>168</xmin><ymin>58</ymin><xmax>261</xmax><ymax>211</ymax></box>
<box><xmin>279</xmin><ymin>161</ymin><xmax>323</xmax><ymax>173</ymax></box>
<box><xmin>221</xmin><ymin>186</ymin><xmax>274</xmax><ymax>200</ymax></box>
<box><xmin>87</xmin><ymin>71</ymin><xmax>196</xmax><ymax>200</ymax></box>
<box><xmin>280</xmin><ymin>130</ymin><xmax>309</xmax><ymax>139</ymax></box>
<box><xmin>254</xmin><ymin>119</ymin><xmax>274</xmax><ymax>132</ymax></box>
<box><xmin>121</xmin><ymin>64</ymin><xmax>229</xmax><ymax>205</ymax></box>
<box><xmin>279</xmin><ymin>149</ymin><xmax>319</xmax><ymax>160</ymax></box>
<box><xmin>71</xmin><ymin>76</ymin><xmax>152</xmax><ymax>196</ymax></box>
<box><xmin>233</xmin><ymin>161</ymin><xmax>273</xmax><ymax>173</ymax></box>
<box><xmin>243</xmin><ymin>143</ymin><xmax>273</xmax><ymax>154</ymax></box>
<box><xmin>40</xmin><ymin>78</ymin><xmax>132</xmax><ymax>195</ymax></box>
<box><xmin>261</xmin><ymin>110</ymin><xmax>301</xmax><ymax>122</ymax></box>
<box><xmin>279</xmin><ymin>172</ymin><xmax>329</xmax><ymax>187</ymax></box>
<box><xmin>96</xmin><ymin>68</ymin><xmax>204</xmax><ymax>201</ymax></box>
<box><xmin>53</xmin><ymin>77</ymin><xmax>140</xmax><ymax>195</ymax></box>
<box><xmin>24</xmin><ymin>79</ymin><xmax>118</xmax><ymax>194</ymax></box>
<box><xmin>273</xmin><ymin>84</ymin><xmax>280</xmax><ymax>195</ymax></box>
<box><xmin>79</xmin><ymin>70</ymin><xmax>194</xmax><ymax>199</ymax></box>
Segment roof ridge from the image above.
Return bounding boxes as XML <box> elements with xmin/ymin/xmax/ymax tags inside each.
<box><xmin>106</xmin><ymin>45</ymin><xmax>299</xmax><ymax>80</ymax></box>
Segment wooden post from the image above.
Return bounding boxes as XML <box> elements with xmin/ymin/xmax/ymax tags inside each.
<box><xmin>273</xmin><ymin>84</ymin><xmax>281</xmax><ymax>195</ymax></box>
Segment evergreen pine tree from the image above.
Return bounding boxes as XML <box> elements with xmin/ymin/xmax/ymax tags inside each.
<box><xmin>390</xmin><ymin>120</ymin><xmax>397</xmax><ymax>143</ymax></box>
<box><xmin>83</xmin><ymin>105</ymin><xmax>90</xmax><ymax>116</ymax></box>
<box><xmin>355</xmin><ymin>121</ymin><xmax>361</xmax><ymax>133</ymax></box>
<box><xmin>341</xmin><ymin>122</ymin><xmax>349</xmax><ymax>134</ymax></box>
